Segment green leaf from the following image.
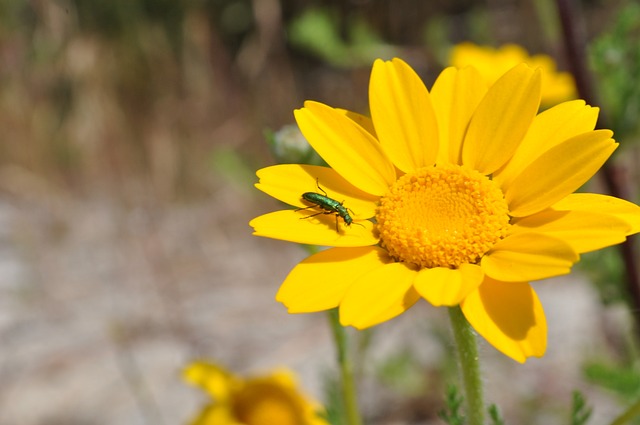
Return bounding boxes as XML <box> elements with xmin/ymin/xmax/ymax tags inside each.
<box><xmin>571</xmin><ymin>391</ymin><xmax>592</xmax><ymax>425</ymax></box>
<box><xmin>438</xmin><ymin>384</ymin><xmax>465</xmax><ymax>425</ymax></box>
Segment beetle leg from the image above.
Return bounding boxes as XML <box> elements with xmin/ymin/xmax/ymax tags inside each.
<box><xmin>315</xmin><ymin>178</ymin><xmax>329</xmax><ymax>197</ymax></box>
<box><xmin>294</xmin><ymin>204</ymin><xmax>317</xmax><ymax>212</ymax></box>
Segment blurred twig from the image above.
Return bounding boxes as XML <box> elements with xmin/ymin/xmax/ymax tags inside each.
<box><xmin>609</xmin><ymin>395</ymin><xmax>640</xmax><ymax>425</ymax></box>
<box><xmin>110</xmin><ymin>323</ymin><xmax>165</xmax><ymax>425</ymax></box>
<box><xmin>556</xmin><ymin>0</ymin><xmax>640</xmax><ymax>340</ymax></box>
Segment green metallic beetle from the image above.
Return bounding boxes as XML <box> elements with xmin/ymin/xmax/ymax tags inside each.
<box><xmin>296</xmin><ymin>179</ymin><xmax>362</xmax><ymax>232</ymax></box>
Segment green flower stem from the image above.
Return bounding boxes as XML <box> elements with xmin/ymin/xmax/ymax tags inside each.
<box><xmin>448</xmin><ymin>305</ymin><xmax>485</xmax><ymax>425</ymax></box>
<box><xmin>609</xmin><ymin>396</ymin><xmax>640</xmax><ymax>425</ymax></box>
<box><xmin>328</xmin><ymin>309</ymin><xmax>363</xmax><ymax>425</ymax></box>
<box><xmin>303</xmin><ymin>246</ymin><xmax>361</xmax><ymax>424</ymax></box>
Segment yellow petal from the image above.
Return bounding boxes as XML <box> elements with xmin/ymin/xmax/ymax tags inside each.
<box><xmin>505</xmin><ymin>130</ymin><xmax>617</xmax><ymax>217</ymax></box>
<box><xmin>276</xmin><ymin>247</ymin><xmax>389</xmax><ymax>313</ymax></box>
<box><xmin>481</xmin><ymin>232</ymin><xmax>578</xmax><ymax>281</ymax></box>
<box><xmin>430</xmin><ymin>66</ymin><xmax>488</xmax><ymax>165</ymax></box>
<box><xmin>512</xmin><ymin>209</ymin><xmax>630</xmax><ymax>253</ymax></box>
<box><xmin>449</xmin><ymin>43</ymin><xmax>529</xmax><ymax>86</ymax></box>
<box><xmin>369</xmin><ymin>58</ymin><xmax>439</xmax><ymax>172</ymax></box>
<box><xmin>337</xmin><ymin>109</ymin><xmax>377</xmax><ymax>137</ymax></box>
<box><xmin>268</xmin><ymin>368</ymin><xmax>300</xmax><ymax>389</ymax></box>
<box><xmin>191</xmin><ymin>404</ymin><xmax>237</xmax><ymax>425</ymax></box>
<box><xmin>553</xmin><ymin>193</ymin><xmax>640</xmax><ymax>235</ymax></box>
<box><xmin>461</xmin><ymin>278</ymin><xmax>547</xmax><ymax>363</ymax></box>
<box><xmin>250</xmin><ymin>210</ymin><xmax>378</xmax><ymax>247</ymax></box>
<box><xmin>295</xmin><ymin>101</ymin><xmax>396</xmax><ymax>196</ymax></box>
<box><xmin>340</xmin><ymin>262</ymin><xmax>420</xmax><ymax>329</ymax></box>
<box><xmin>413</xmin><ymin>263</ymin><xmax>484</xmax><ymax>306</ymax></box>
<box><xmin>255</xmin><ymin>164</ymin><xmax>379</xmax><ymax>218</ymax></box>
<box><xmin>495</xmin><ymin>100</ymin><xmax>599</xmax><ymax>190</ymax></box>
<box><xmin>183</xmin><ymin>361</ymin><xmax>234</xmax><ymax>401</ymax></box>
<box><xmin>462</xmin><ymin>64</ymin><xmax>541</xmax><ymax>174</ymax></box>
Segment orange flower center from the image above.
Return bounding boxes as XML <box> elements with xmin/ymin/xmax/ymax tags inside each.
<box><xmin>233</xmin><ymin>381</ymin><xmax>304</xmax><ymax>425</ymax></box>
<box><xmin>376</xmin><ymin>164</ymin><xmax>510</xmax><ymax>269</ymax></box>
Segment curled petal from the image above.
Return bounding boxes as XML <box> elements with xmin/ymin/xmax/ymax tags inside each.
<box><xmin>461</xmin><ymin>278</ymin><xmax>547</xmax><ymax>363</ymax></box>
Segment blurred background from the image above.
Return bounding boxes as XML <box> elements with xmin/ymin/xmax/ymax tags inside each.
<box><xmin>1</xmin><ymin>0</ymin><xmax>639</xmax><ymax>424</ymax></box>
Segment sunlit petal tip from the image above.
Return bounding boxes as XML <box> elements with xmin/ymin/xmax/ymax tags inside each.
<box><xmin>294</xmin><ymin>100</ymin><xmax>396</xmax><ymax>196</ymax></box>
<box><xmin>462</xmin><ymin>62</ymin><xmax>541</xmax><ymax>174</ymax></box>
<box><xmin>552</xmin><ymin>193</ymin><xmax>640</xmax><ymax>236</ymax></box>
<box><xmin>254</xmin><ymin>165</ymin><xmax>309</xmax><ymax>208</ymax></box>
<box><xmin>370</xmin><ymin>56</ymin><xmax>439</xmax><ymax>172</ymax></box>
<box><xmin>391</xmin><ymin>57</ymin><xmax>412</xmax><ymax>67</ymax></box>
<box><xmin>337</xmin><ymin>108</ymin><xmax>377</xmax><ymax>137</ymax></box>
<box><xmin>430</xmin><ymin>65</ymin><xmax>488</xmax><ymax>165</ymax></box>
<box><xmin>301</xmin><ymin>100</ymin><xmax>327</xmax><ymax>110</ymax></box>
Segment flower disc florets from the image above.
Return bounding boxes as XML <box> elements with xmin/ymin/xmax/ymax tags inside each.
<box><xmin>233</xmin><ymin>380</ymin><xmax>303</xmax><ymax>425</ymax></box>
<box><xmin>376</xmin><ymin>164</ymin><xmax>510</xmax><ymax>269</ymax></box>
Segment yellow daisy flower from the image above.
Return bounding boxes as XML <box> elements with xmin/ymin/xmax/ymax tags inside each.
<box><xmin>450</xmin><ymin>42</ymin><xmax>577</xmax><ymax>106</ymax></box>
<box><xmin>183</xmin><ymin>361</ymin><xmax>329</xmax><ymax>425</ymax></box>
<box><xmin>250</xmin><ymin>58</ymin><xmax>640</xmax><ymax>363</ymax></box>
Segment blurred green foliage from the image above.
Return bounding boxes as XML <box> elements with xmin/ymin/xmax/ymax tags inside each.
<box><xmin>583</xmin><ymin>359</ymin><xmax>640</xmax><ymax>423</ymax></box>
<box><xmin>589</xmin><ymin>2</ymin><xmax>640</xmax><ymax>140</ymax></box>
<box><xmin>438</xmin><ymin>384</ymin><xmax>465</xmax><ymax>425</ymax></box>
<box><xmin>210</xmin><ymin>148</ymin><xmax>256</xmax><ymax>193</ymax></box>
<box><xmin>487</xmin><ymin>404</ymin><xmax>505</xmax><ymax>425</ymax></box>
<box><xmin>376</xmin><ymin>349</ymin><xmax>425</xmax><ymax>396</ymax></box>
<box><xmin>579</xmin><ymin>247</ymin><xmax>626</xmax><ymax>305</ymax></box>
<box><xmin>570</xmin><ymin>391</ymin><xmax>592</xmax><ymax>425</ymax></box>
<box><xmin>287</xmin><ymin>6</ymin><xmax>397</xmax><ymax>67</ymax></box>
<box><xmin>584</xmin><ymin>361</ymin><xmax>640</xmax><ymax>401</ymax></box>
<box><xmin>322</xmin><ymin>371</ymin><xmax>347</xmax><ymax>425</ymax></box>
<box><xmin>0</xmin><ymin>1</ymin><xmax>34</xmax><ymax>33</ymax></box>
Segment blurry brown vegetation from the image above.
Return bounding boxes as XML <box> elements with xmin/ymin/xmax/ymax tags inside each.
<box><xmin>0</xmin><ymin>0</ymin><xmax>626</xmax><ymax>205</ymax></box>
